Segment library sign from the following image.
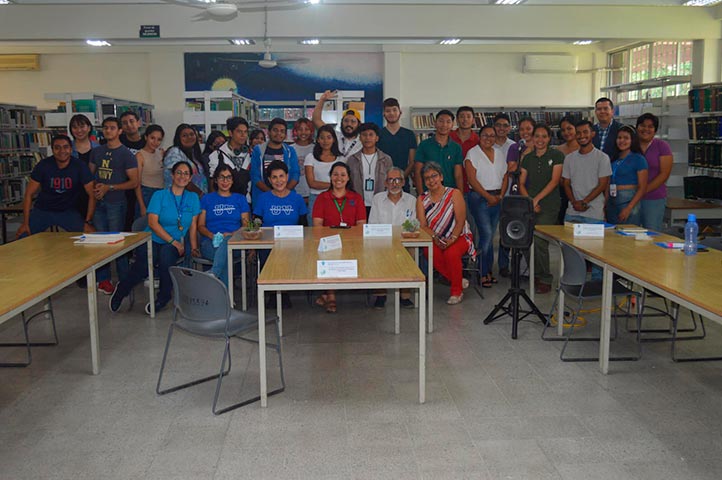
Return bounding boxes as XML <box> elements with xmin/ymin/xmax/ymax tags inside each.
<box><xmin>139</xmin><ymin>25</ymin><xmax>160</xmax><ymax>39</ymax></box>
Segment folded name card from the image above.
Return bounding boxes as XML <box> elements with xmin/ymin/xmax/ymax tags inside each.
<box><xmin>318</xmin><ymin>234</ymin><xmax>342</xmax><ymax>252</ymax></box>
<box><xmin>363</xmin><ymin>224</ymin><xmax>392</xmax><ymax>237</ymax></box>
<box><xmin>274</xmin><ymin>225</ymin><xmax>304</xmax><ymax>238</ymax></box>
<box><xmin>573</xmin><ymin>223</ymin><xmax>605</xmax><ymax>238</ymax></box>
<box><xmin>317</xmin><ymin>260</ymin><xmax>358</xmax><ymax>278</ymax></box>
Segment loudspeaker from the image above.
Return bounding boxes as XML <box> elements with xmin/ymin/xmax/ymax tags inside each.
<box><xmin>499</xmin><ymin>196</ymin><xmax>535</xmax><ymax>249</ymax></box>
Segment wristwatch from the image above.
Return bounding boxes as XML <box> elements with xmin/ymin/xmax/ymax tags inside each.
<box><xmin>109</xmin><ymin>185</ymin><xmax>115</xmax><ymax>191</ymax></box>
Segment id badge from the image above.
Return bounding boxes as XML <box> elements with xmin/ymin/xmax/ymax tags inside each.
<box><xmin>364</xmin><ymin>178</ymin><xmax>374</xmax><ymax>191</ymax></box>
<box><xmin>610</xmin><ymin>184</ymin><xmax>617</xmax><ymax>197</ymax></box>
<box><xmin>340</xmin><ymin>222</ymin><xmax>348</xmax><ymax>228</ymax></box>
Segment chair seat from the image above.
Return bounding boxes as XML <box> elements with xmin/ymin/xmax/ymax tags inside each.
<box><xmin>175</xmin><ymin>309</ymin><xmax>277</xmax><ymax>337</ymax></box>
<box><xmin>562</xmin><ymin>279</ymin><xmax>635</xmax><ymax>299</ymax></box>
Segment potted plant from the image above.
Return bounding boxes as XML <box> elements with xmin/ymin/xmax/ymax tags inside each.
<box><xmin>401</xmin><ymin>218</ymin><xmax>421</xmax><ymax>238</ymax></box>
<box><xmin>241</xmin><ymin>218</ymin><xmax>263</xmax><ymax>240</ymax></box>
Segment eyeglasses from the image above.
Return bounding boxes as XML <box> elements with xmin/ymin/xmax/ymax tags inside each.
<box><xmin>423</xmin><ymin>173</ymin><xmax>440</xmax><ymax>181</ymax></box>
<box><xmin>218</xmin><ymin>175</ymin><xmax>233</xmax><ymax>181</ymax></box>
<box><xmin>387</xmin><ymin>177</ymin><xmax>403</xmax><ymax>184</ymax></box>
<box><xmin>494</xmin><ymin>122</ymin><xmax>511</xmax><ymax>128</ymax></box>
<box><xmin>174</xmin><ymin>171</ymin><xmax>191</xmax><ymax>177</ymax></box>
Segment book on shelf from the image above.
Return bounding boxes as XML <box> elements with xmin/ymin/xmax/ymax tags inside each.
<box><xmin>688</xmin><ymin>116</ymin><xmax>722</xmax><ymax>141</ymax></box>
<box><xmin>689</xmin><ymin>85</ymin><xmax>722</xmax><ymax>113</ymax></box>
<box><xmin>688</xmin><ymin>143</ymin><xmax>722</xmax><ymax>170</ymax></box>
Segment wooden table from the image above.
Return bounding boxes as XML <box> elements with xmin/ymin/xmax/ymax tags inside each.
<box><xmin>533</xmin><ymin>225</ymin><xmax>722</xmax><ymax>374</ymax></box>
<box><xmin>0</xmin><ymin>232</ymin><xmax>154</xmax><ymax>374</ymax></box>
<box><xmin>227</xmin><ymin>226</ymin><xmax>435</xmax><ymax>333</ymax></box>
<box><xmin>664</xmin><ymin>198</ymin><xmax>722</xmax><ymax>227</ymax></box>
<box><xmin>0</xmin><ymin>204</ymin><xmax>23</xmax><ymax>244</ymax></box>
<box><xmin>256</xmin><ymin>226</ymin><xmax>427</xmax><ymax>407</ymax></box>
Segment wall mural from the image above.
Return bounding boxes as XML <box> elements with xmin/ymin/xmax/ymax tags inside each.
<box><xmin>184</xmin><ymin>52</ymin><xmax>384</xmax><ymax>126</ymax></box>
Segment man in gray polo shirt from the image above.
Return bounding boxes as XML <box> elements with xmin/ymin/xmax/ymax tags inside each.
<box><xmin>562</xmin><ymin>120</ymin><xmax>611</xmax><ymax>224</ymax></box>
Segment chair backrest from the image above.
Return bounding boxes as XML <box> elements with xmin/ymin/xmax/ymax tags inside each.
<box><xmin>132</xmin><ymin>215</ymin><xmax>148</xmax><ymax>232</ymax></box>
<box><xmin>169</xmin><ymin>266</ymin><xmax>231</xmax><ymax>325</ymax></box>
<box><xmin>559</xmin><ymin>242</ymin><xmax>587</xmax><ymax>289</ymax></box>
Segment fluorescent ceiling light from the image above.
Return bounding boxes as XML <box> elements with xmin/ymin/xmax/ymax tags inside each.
<box><xmin>86</xmin><ymin>40</ymin><xmax>111</xmax><ymax>47</ymax></box>
<box><xmin>683</xmin><ymin>0</ymin><xmax>722</xmax><ymax>5</ymax></box>
<box><xmin>306</xmin><ymin>0</ymin><xmax>320</xmax><ymax>4</ymax></box>
<box><xmin>439</xmin><ymin>38</ymin><xmax>462</xmax><ymax>45</ymax></box>
<box><xmin>299</xmin><ymin>38</ymin><xmax>320</xmax><ymax>45</ymax></box>
<box><xmin>573</xmin><ymin>40</ymin><xmax>594</xmax><ymax>45</ymax></box>
<box><xmin>0</xmin><ymin>1</ymin><xmax>13</xmax><ymax>4</ymax></box>
<box><xmin>229</xmin><ymin>39</ymin><xmax>255</xmax><ymax>45</ymax></box>
<box><xmin>495</xmin><ymin>0</ymin><xmax>526</xmax><ymax>5</ymax></box>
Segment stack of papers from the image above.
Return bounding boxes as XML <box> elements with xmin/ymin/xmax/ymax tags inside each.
<box><xmin>74</xmin><ymin>232</ymin><xmax>126</xmax><ymax>245</ymax></box>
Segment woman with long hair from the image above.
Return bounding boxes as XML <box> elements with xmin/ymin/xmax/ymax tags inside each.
<box><xmin>554</xmin><ymin>115</ymin><xmax>580</xmax><ymax>224</ymax></box>
<box><xmin>163</xmin><ymin>124</ymin><xmax>208</xmax><ymax>196</ymax></box>
<box><xmin>291</xmin><ymin>117</ymin><xmax>315</xmax><ymax>201</ymax></box>
<box><xmin>607</xmin><ymin>125</ymin><xmax>648</xmax><ymax>225</ymax></box>
<box><xmin>304</xmin><ymin>124</ymin><xmax>345</xmax><ymax>223</ymax></box>
<box><xmin>134</xmin><ymin>124</ymin><xmax>165</xmax><ymax>217</ymax></box>
<box><xmin>636</xmin><ymin>113</ymin><xmax>673</xmax><ymax>231</ymax></box>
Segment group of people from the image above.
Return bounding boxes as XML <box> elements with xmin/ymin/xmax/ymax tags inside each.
<box><xmin>17</xmin><ymin>91</ymin><xmax>673</xmax><ymax>312</ymax></box>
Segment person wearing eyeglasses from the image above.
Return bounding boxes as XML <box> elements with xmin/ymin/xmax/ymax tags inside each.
<box><xmin>197</xmin><ymin>164</ymin><xmax>250</xmax><ymax>287</ymax></box>
<box><xmin>465</xmin><ymin>125</ymin><xmax>506</xmax><ymax>289</ymax></box>
<box><xmin>368</xmin><ymin>167</ymin><xmax>418</xmax><ymax>309</ymax></box>
<box><xmin>110</xmin><ymin>161</ymin><xmax>201</xmax><ymax>315</ymax></box>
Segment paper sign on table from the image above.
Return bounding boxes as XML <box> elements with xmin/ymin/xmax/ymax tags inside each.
<box><xmin>363</xmin><ymin>224</ymin><xmax>392</xmax><ymax>237</ymax></box>
<box><xmin>274</xmin><ymin>225</ymin><xmax>304</xmax><ymax>238</ymax></box>
<box><xmin>318</xmin><ymin>234</ymin><xmax>342</xmax><ymax>252</ymax></box>
<box><xmin>317</xmin><ymin>260</ymin><xmax>358</xmax><ymax>278</ymax></box>
<box><xmin>573</xmin><ymin>223</ymin><xmax>605</xmax><ymax>238</ymax></box>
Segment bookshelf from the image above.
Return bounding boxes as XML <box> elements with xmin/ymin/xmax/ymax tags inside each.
<box><xmin>0</xmin><ymin>103</ymin><xmax>52</xmax><ymax>206</ymax></box>
<box><xmin>44</xmin><ymin>93</ymin><xmax>154</xmax><ymax>136</ymax></box>
<box><xmin>602</xmin><ymin>76</ymin><xmax>692</xmax><ymax>199</ymax></box>
<box><xmin>183</xmin><ymin>91</ymin><xmax>259</xmax><ymax>141</ymax></box>
<box><xmin>409</xmin><ymin>106</ymin><xmax>593</xmax><ymax>146</ymax></box>
<box><xmin>687</xmin><ymin>83</ymin><xmax>722</xmax><ymax>200</ymax></box>
<box><xmin>257</xmin><ymin>100</ymin><xmax>315</xmax><ymax>142</ymax></box>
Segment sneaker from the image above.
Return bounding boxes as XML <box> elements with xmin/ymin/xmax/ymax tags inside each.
<box><xmin>400</xmin><ymin>298</ymin><xmax>414</xmax><ymax>309</ymax></box>
<box><xmin>143</xmin><ymin>278</ymin><xmax>160</xmax><ymax>289</ymax></box>
<box><xmin>145</xmin><ymin>301</ymin><xmax>166</xmax><ymax>315</ymax></box>
<box><xmin>97</xmin><ymin>280</ymin><xmax>114</xmax><ymax>295</ymax></box>
<box><xmin>535</xmin><ymin>281</ymin><xmax>552</xmax><ymax>294</ymax></box>
<box><xmin>373</xmin><ymin>296</ymin><xmax>386</xmax><ymax>310</ymax></box>
<box><xmin>109</xmin><ymin>284</ymin><xmax>124</xmax><ymax>313</ymax></box>
<box><xmin>499</xmin><ymin>267</ymin><xmax>511</xmax><ymax>278</ymax></box>
<box><xmin>447</xmin><ymin>294</ymin><xmax>464</xmax><ymax>305</ymax></box>
<box><xmin>462</xmin><ymin>278</ymin><xmax>470</xmax><ymax>290</ymax></box>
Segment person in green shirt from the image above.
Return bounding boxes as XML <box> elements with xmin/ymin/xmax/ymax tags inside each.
<box><xmin>413</xmin><ymin>109</ymin><xmax>463</xmax><ymax>194</ymax></box>
<box><xmin>519</xmin><ymin>124</ymin><xmax>564</xmax><ymax>294</ymax></box>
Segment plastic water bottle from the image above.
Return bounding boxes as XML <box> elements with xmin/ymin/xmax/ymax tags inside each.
<box><xmin>684</xmin><ymin>213</ymin><xmax>698</xmax><ymax>256</ymax></box>
<box><xmin>212</xmin><ymin>231</ymin><xmax>225</xmax><ymax>248</ymax></box>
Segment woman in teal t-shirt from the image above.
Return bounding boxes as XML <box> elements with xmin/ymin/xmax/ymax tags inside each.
<box><xmin>607</xmin><ymin>125</ymin><xmax>648</xmax><ymax>226</ymax></box>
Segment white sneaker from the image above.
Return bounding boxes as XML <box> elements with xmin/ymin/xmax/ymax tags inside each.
<box><xmin>462</xmin><ymin>278</ymin><xmax>470</xmax><ymax>289</ymax></box>
<box><xmin>447</xmin><ymin>294</ymin><xmax>464</xmax><ymax>305</ymax></box>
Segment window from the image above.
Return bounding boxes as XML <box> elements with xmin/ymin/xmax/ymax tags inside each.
<box><xmin>608</xmin><ymin>41</ymin><xmax>693</xmax><ymax>102</ymax></box>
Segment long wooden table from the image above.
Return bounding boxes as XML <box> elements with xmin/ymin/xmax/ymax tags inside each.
<box><xmin>0</xmin><ymin>232</ymin><xmax>154</xmax><ymax>374</ymax></box>
<box><xmin>227</xmin><ymin>226</ymin><xmax>435</xmax><ymax>333</ymax></box>
<box><xmin>533</xmin><ymin>225</ymin><xmax>722</xmax><ymax>374</ymax></box>
<box><xmin>255</xmin><ymin>226</ymin><xmax>427</xmax><ymax>407</ymax></box>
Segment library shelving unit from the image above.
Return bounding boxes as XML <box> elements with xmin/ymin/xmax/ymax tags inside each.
<box><xmin>602</xmin><ymin>75</ymin><xmax>691</xmax><ymax>199</ymax></box>
<box><xmin>257</xmin><ymin>100</ymin><xmax>314</xmax><ymax>142</ymax></box>
<box><xmin>44</xmin><ymin>92</ymin><xmax>154</xmax><ymax>136</ymax></box>
<box><xmin>409</xmin><ymin>106</ymin><xmax>593</xmax><ymax>146</ymax></box>
<box><xmin>183</xmin><ymin>91</ymin><xmax>259</xmax><ymax>141</ymax></box>
<box><xmin>0</xmin><ymin>103</ymin><xmax>53</xmax><ymax>206</ymax></box>
<box><xmin>686</xmin><ymin>82</ymin><xmax>722</xmax><ymax>200</ymax></box>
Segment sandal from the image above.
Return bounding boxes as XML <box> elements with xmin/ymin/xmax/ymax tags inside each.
<box><xmin>481</xmin><ymin>275</ymin><xmax>493</xmax><ymax>288</ymax></box>
<box><xmin>490</xmin><ymin>276</ymin><xmax>498</xmax><ymax>284</ymax></box>
<box><xmin>315</xmin><ymin>294</ymin><xmax>328</xmax><ymax>308</ymax></box>
<box><xmin>325</xmin><ymin>300</ymin><xmax>337</xmax><ymax>314</ymax></box>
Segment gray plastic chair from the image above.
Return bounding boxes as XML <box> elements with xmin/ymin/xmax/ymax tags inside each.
<box><xmin>542</xmin><ymin>242</ymin><xmax>643</xmax><ymax>362</ymax></box>
<box><xmin>0</xmin><ymin>299</ymin><xmax>59</xmax><ymax>368</ymax></box>
<box><xmin>157</xmin><ymin>266</ymin><xmax>285</xmax><ymax>415</ymax></box>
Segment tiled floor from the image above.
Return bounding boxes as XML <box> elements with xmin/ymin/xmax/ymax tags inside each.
<box><xmin>2</xmin><ymin>258</ymin><xmax>722</xmax><ymax>479</ymax></box>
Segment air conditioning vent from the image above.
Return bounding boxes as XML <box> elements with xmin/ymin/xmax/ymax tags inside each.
<box><xmin>0</xmin><ymin>54</ymin><xmax>40</xmax><ymax>71</ymax></box>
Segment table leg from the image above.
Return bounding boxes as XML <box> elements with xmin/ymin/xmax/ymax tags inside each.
<box><xmin>414</xmin><ymin>248</ymin><xmax>420</xmax><ymax>307</ymax></box>
<box><xmin>557</xmin><ymin>246</ymin><xmax>564</xmax><ymax>336</ymax></box>
<box><xmin>240</xmin><ymin>250</ymin><xmax>246</xmax><ymax>311</ymax></box>
<box><xmin>419</xmin><ymin>283</ymin><xmax>426</xmax><ymax>404</ymax></box>
<box><xmin>276</xmin><ymin>291</ymin><xmax>282</xmax><ymax>337</ymax></box>
<box><xmin>227</xmin><ymin>246</ymin><xmax>235</xmax><ymax>308</ymax></box>
<box><xmin>599</xmin><ymin>265</ymin><xmax>613</xmax><ymax>375</ymax></box>
<box><xmin>258</xmin><ymin>286</ymin><xmax>267</xmax><ymax>407</ymax></box>
<box><xmin>86</xmin><ymin>269</ymin><xmax>100</xmax><ymax>375</ymax></box>
<box><xmin>1</xmin><ymin>212</ymin><xmax>7</xmax><ymax>244</ymax></box>
<box><xmin>428</xmin><ymin>245</ymin><xmax>434</xmax><ymax>333</ymax></box>
<box><xmin>529</xmin><ymin>239</ymin><xmax>535</xmax><ymax>304</ymax></box>
<box><xmin>394</xmin><ymin>288</ymin><xmax>400</xmax><ymax>335</ymax></box>
<box><xmin>147</xmin><ymin>240</ymin><xmax>155</xmax><ymax>318</ymax></box>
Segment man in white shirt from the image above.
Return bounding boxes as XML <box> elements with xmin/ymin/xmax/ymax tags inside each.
<box><xmin>369</xmin><ymin>167</ymin><xmax>417</xmax><ymax>309</ymax></box>
<box><xmin>207</xmin><ymin>116</ymin><xmax>251</xmax><ymax>202</ymax></box>
<box><xmin>312</xmin><ymin>89</ymin><xmax>362</xmax><ymax>157</ymax></box>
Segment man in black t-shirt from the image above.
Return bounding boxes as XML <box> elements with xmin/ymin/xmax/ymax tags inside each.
<box><xmin>119</xmin><ymin>110</ymin><xmax>146</xmax><ymax>228</ymax></box>
<box><xmin>16</xmin><ymin>135</ymin><xmax>96</xmax><ymax>238</ymax></box>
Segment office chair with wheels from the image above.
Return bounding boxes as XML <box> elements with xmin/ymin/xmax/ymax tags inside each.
<box><xmin>157</xmin><ymin>267</ymin><xmax>285</xmax><ymax>415</ymax></box>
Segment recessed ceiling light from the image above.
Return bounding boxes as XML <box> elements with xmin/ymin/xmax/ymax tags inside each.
<box><xmin>495</xmin><ymin>0</ymin><xmax>526</xmax><ymax>5</ymax></box>
<box><xmin>683</xmin><ymin>0</ymin><xmax>722</xmax><ymax>5</ymax></box>
<box><xmin>86</xmin><ymin>40</ymin><xmax>112</xmax><ymax>47</ymax></box>
<box><xmin>229</xmin><ymin>39</ymin><xmax>255</xmax><ymax>45</ymax></box>
<box><xmin>300</xmin><ymin>38</ymin><xmax>320</xmax><ymax>45</ymax></box>
<box><xmin>573</xmin><ymin>40</ymin><xmax>594</xmax><ymax>45</ymax></box>
<box><xmin>439</xmin><ymin>38</ymin><xmax>462</xmax><ymax>45</ymax></box>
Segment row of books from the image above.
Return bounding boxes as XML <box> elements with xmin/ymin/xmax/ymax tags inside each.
<box><xmin>684</xmin><ymin>176</ymin><xmax>722</xmax><ymax>200</ymax></box>
<box><xmin>0</xmin><ymin>154</ymin><xmax>40</xmax><ymax>177</ymax></box>
<box><xmin>0</xmin><ymin>178</ymin><xmax>24</xmax><ymax>205</ymax></box>
<box><xmin>688</xmin><ymin>144</ymin><xmax>722</xmax><ymax>170</ymax></box>
<box><xmin>411</xmin><ymin>110</ymin><xmax>587</xmax><ymax>130</ymax></box>
<box><xmin>53</xmin><ymin>102</ymin><xmax>153</xmax><ymax>125</ymax></box>
<box><xmin>0</xmin><ymin>106</ymin><xmax>47</xmax><ymax>129</ymax></box>
<box><xmin>1</xmin><ymin>132</ymin><xmax>52</xmax><ymax>152</ymax></box>
<box><xmin>688</xmin><ymin>116</ymin><xmax>722</xmax><ymax>141</ymax></box>
<box><xmin>258</xmin><ymin>107</ymin><xmax>315</xmax><ymax>122</ymax></box>
<box><xmin>689</xmin><ymin>85</ymin><xmax>722</xmax><ymax>113</ymax></box>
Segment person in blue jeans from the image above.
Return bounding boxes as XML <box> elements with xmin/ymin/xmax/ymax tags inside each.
<box><xmin>88</xmin><ymin>116</ymin><xmax>139</xmax><ymax>295</ymax></box>
<box><xmin>606</xmin><ymin>125</ymin><xmax>648</xmax><ymax>226</ymax></box>
<box><xmin>110</xmin><ymin>161</ymin><xmax>201</xmax><ymax>314</ymax></box>
<box><xmin>198</xmin><ymin>164</ymin><xmax>250</xmax><ymax>286</ymax></box>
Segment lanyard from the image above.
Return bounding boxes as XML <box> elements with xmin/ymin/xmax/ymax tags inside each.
<box><xmin>333</xmin><ymin>197</ymin><xmax>347</xmax><ymax>223</ymax></box>
<box><xmin>611</xmin><ymin>155</ymin><xmax>629</xmax><ymax>183</ymax></box>
<box><xmin>172</xmin><ymin>189</ymin><xmax>186</xmax><ymax>231</ymax></box>
<box><xmin>361</xmin><ymin>152</ymin><xmax>377</xmax><ymax>176</ymax></box>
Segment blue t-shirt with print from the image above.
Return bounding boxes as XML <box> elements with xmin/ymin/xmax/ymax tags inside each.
<box><xmin>253</xmin><ymin>191</ymin><xmax>307</xmax><ymax>227</ymax></box>
<box><xmin>611</xmin><ymin>153</ymin><xmax>648</xmax><ymax>186</ymax></box>
<box><xmin>200</xmin><ymin>192</ymin><xmax>250</xmax><ymax>233</ymax></box>
<box><xmin>89</xmin><ymin>144</ymin><xmax>137</xmax><ymax>203</ymax></box>
<box><xmin>31</xmin><ymin>157</ymin><xmax>93</xmax><ymax>212</ymax></box>
<box><xmin>146</xmin><ymin>188</ymin><xmax>201</xmax><ymax>244</ymax></box>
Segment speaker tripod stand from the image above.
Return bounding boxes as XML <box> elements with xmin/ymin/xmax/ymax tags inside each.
<box><xmin>483</xmin><ymin>247</ymin><xmax>547</xmax><ymax>339</ymax></box>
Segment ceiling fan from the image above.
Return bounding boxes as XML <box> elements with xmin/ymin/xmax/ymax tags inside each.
<box><xmin>169</xmin><ymin>0</ymin><xmax>313</xmax><ymax>21</ymax></box>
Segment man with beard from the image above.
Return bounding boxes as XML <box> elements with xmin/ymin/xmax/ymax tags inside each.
<box><xmin>313</xmin><ymin>90</ymin><xmax>362</xmax><ymax>158</ymax></box>
<box><xmin>249</xmin><ymin>117</ymin><xmax>299</xmax><ymax>203</ymax></box>
<box><xmin>378</xmin><ymin>97</ymin><xmax>417</xmax><ymax>193</ymax></box>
